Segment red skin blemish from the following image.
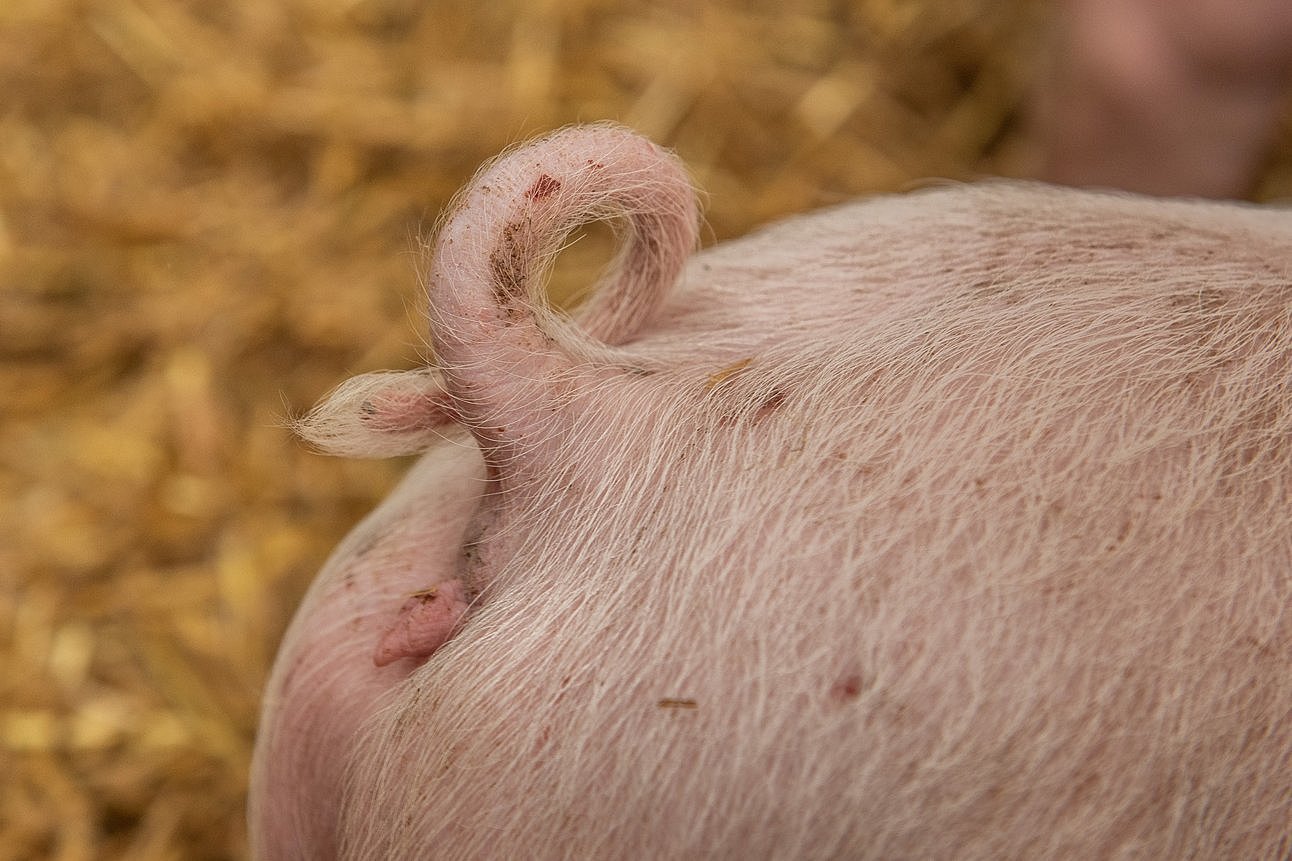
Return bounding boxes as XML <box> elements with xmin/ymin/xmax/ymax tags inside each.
<box><xmin>830</xmin><ymin>674</ymin><xmax>864</xmax><ymax>702</ymax></box>
<box><xmin>525</xmin><ymin>173</ymin><xmax>562</xmax><ymax>201</ymax></box>
<box><xmin>373</xmin><ymin>580</ymin><xmax>470</xmax><ymax>667</ymax></box>
<box><xmin>753</xmin><ymin>389</ymin><xmax>788</xmax><ymax>422</ymax></box>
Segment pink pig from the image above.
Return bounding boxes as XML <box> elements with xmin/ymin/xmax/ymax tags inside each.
<box><xmin>250</xmin><ymin>124</ymin><xmax>1292</xmax><ymax>859</ymax></box>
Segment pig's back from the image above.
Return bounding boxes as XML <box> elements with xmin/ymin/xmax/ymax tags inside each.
<box><xmin>341</xmin><ymin>183</ymin><xmax>1291</xmax><ymax>859</ymax></box>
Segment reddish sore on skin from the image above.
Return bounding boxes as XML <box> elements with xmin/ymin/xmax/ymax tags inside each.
<box><xmin>373</xmin><ymin>580</ymin><xmax>470</xmax><ymax>667</ymax></box>
<box><xmin>525</xmin><ymin>173</ymin><xmax>562</xmax><ymax>201</ymax></box>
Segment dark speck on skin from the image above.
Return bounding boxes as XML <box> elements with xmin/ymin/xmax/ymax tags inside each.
<box><xmin>525</xmin><ymin>173</ymin><xmax>561</xmax><ymax>201</ymax></box>
<box><xmin>657</xmin><ymin>698</ymin><xmax>698</xmax><ymax>710</ymax></box>
<box><xmin>830</xmin><ymin>674</ymin><xmax>863</xmax><ymax>702</ymax></box>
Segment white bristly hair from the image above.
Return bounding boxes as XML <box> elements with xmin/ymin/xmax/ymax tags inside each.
<box><xmin>252</xmin><ymin>125</ymin><xmax>1292</xmax><ymax>860</ymax></box>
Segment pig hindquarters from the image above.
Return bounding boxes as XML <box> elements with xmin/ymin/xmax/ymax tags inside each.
<box><xmin>250</xmin><ymin>124</ymin><xmax>1292</xmax><ymax>860</ymax></box>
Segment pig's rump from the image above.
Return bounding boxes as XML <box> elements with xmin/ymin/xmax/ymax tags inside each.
<box><xmin>264</xmin><ymin>182</ymin><xmax>1292</xmax><ymax>860</ymax></box>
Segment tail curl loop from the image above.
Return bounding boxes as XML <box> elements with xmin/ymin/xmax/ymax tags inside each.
<box><xmin>425</xmin><ymin>123</ymin><xmax>699</xmax><ymax>462</ymax></box>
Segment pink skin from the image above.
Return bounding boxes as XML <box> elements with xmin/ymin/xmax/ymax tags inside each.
<box><xmin>426</xmin><ymin>123</ymin><xmax>698</xmax><ymax>480</ymax></box>
<box><xmin>365</xmin><ymin>126</ymin><xmax>699</xmax><ymax>666</ymax></box>
<box><xmin>251</xmin><ymin>126</ymin><xmax>1291</xmax><ymax>858</ymax></box>
<box><xmin>291</xmin><ymin>368</ymin><xmax>472</xmax><ymax>671</ymax></box>
<box><xmin>248</xmin><ymin>443</ymin><xmax>484</xmax><ymax>858</ymax></box>
<box><xmin>372</xmin><ymin>580</ymin><xmax>469</xmax><ymax>667</ymax></box>
<box><xmin>249</xmin><ymin>126</ymin><xmax>699</xmax><ymax>857</ymax></box>
<box><xmin>1039</xmin><ymin>0</ymin><xmax>1292</xmax><ymax>198</ymax></box>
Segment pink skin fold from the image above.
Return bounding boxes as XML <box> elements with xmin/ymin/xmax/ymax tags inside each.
<box><xmin>372</xmin><ymin>580</ymin><xmax>470</xmax><ymax>668</ymax></box>
<box><xmin>248</xmin><ymin>443</ymin><xmax>485</xmax><ymax>860</ymax></box>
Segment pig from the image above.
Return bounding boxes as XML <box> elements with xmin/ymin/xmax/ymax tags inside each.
<box><xmin>249</xmin><ymin>123</ymin><xmax>1292</xmax><ymax>859</ymax></box>
<box><xmin>1040</xmin><ymin>0</ymin><xmax>1292</xmax><ymax>197</ymax></box>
